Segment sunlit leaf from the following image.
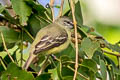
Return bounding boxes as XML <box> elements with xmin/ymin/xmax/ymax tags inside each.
<box><xmin>48</xmin><ymin>68</ymin><xmax>60</xmax><ymax>80</ymax></box>
<box><xmin>27</xmin><ymin>14</ymin><xmax>50</xmax><ymax>37</ymax></box>
<box><xmin>35</xmin><ymin>73</ymin><xmax>51</xmax><ymax>80</ymax></box>
<box><xmin>107</xmin><ymin>43</ymin><xmax>120</xmax><ymax>53</ymax></box>
<box><xmin>75</xmin><ymin>0</ymin><xmax>83</xmax><ymax>26</ymax></box>
<box><xmin>0</xmin><ymin>26</ymin><xmax>19</xmax><ymax>43</ymax></box>
<box><xmin>81</xmin><ymin>59</ymin><xmax>98</xmax><ymax>73</ymax></box>
<box><xmin>81</xmin><ymin>38</ymin><xmax>100</xmax><ymax>58</ymax></box>
<box><xmin>100</xmin><ymin>60</ymin><xmax>107</xmax><ymax>80</ymax></box>
<box><xmin>11</xmin><ymin>0</ymin><xmax>32</xmax><ymax>25</ymax></box>
<box><xmin>0</xmin><ymin>4</ymin><xmax>5</xmax><ymax>13</ymax></box>
<box><xmin>25</xmin><ymin>0</ymin><xmax>46</xmax><ymax>15</ymax></box>
<box><xmin>62</xmin><ymin>76</ymin><xmax>73</xmax><ymax>80</ymax></box>
<box><xmin>1</xmin><ymin>63</ymin><xmax>34</xmax><ymax>80</ymax></box>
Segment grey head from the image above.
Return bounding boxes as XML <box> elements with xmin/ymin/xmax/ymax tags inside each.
<box><xmin>55</xmin><ymin>16</ymin><xmax>74</xmax><ymax>29</ymax></box>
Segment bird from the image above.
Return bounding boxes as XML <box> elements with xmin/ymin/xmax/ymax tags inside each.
<box><xmin>23</xmin><ymin>16</ymin><xmax>74</xmax><ymax>70</ymax></box>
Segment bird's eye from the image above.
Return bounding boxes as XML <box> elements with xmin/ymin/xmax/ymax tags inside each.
<box><xmin>64</xmin><ymin>20</ymin><xmax>74</xmax><ymax>28</ymax></box>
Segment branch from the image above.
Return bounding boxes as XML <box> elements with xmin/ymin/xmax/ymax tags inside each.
<box><xmin>70</xmin><ymin>0</ymin><xmax>79</xmax><ymax>80</ymax></box>
<box><xmin>0</xmin><ymin>31</ymin><xmax>15</xmax><ymax>63</ymax></box>
<box><xmin>58</xmin><ymin>0</ymin><xmax>64</xmax><ymax>18</ymax></box>
<box><xmin>49</xmin><ymin>0</ymin><xmax>55</xmax><ymax>22</ymax></box>
<box><xmin>102</xmin><ymin>49</ymin><xmax>120</xmax><ymax>57</ymax></box>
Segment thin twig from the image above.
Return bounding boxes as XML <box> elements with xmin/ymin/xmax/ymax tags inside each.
<box><xmin>117</xmin><ymin>57</ymin><xmax>120</xmax><ymax>69</ymax></box>
<box><xmin>23</xmin><ymin>28</ymin><xmax>34</xmax><ymax>40</ymax></box>
<box><xmin>70</xmin><ymin>0</ymin><xmax>79</xmax><ymax>80</ymax></box>
<box><xmin>58</xmin><ymin>0</ymin><xmax>64</xmax><ymax>18</ymax></box>
<box><xmin>37</xmin><ymin>15</ymin><xmax>52</xmax><ymax>24</ymax></box>
<box><xmin>38</xmin><ymin>55</ymin><xmax>50</xmax><ymax>76</ymax></box>
<box><xmin>67</xmin><ymin>66</ymin><xmax>89</xmax><ymax>80</ymax></box>
<box><xmin>102</xmin><ymin>49</ymin><xmax>120</xmax><ymax>57</ymax></box>
<box><xmin>44</xmin><ymin>11</ymin><xmax>53</xmax><ymax>22</ymax></box>
<box><xmin>20</xmin><ymin>28</ymin><xmax>23</xmax><ymax>66</ymax></box>
<box><xmin>49</xmin><ymin>0</ymin><xmax>55</xmax><ymax>22</ymax></box>
<box><xmin>0</xmin><ymin>32</ymin><xmax>15</xmax><ymax>63</ymax></box>
<box><xmin>0</xmin><ymin>57</ymin><xmax>7</xmax><ymax>70</ymax></box>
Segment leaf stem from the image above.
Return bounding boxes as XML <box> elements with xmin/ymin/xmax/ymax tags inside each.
<box><xmin>20</xmin><ymin>28</ymin><xmax>24</xmax><ymax>66</ymax></box>
<box><xmin>37</xmin><ymin>55</ymin><xmax>50</xmax><ymax>76</ymax></box>
<box><xmin>0</xmin><ymin>31</ymin><xmax>14</xmax><ymax>63</ymax></box>
<box><xmin>67</xmin><ymin>65</ymin><xmax>89</xmax><ymax>80</ymax></box>
<box><xmin>0</xmin><ymin>57</ymin><xmax>7</xmax><ymax>70</ymax></box>
<box><xmin>23</xmin><ymin>28</ymin><xmax>34</xmax><ymax>41</ymax></box>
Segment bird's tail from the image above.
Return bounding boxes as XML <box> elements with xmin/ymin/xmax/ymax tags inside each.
<box><xmin>22</xmin><ymin>53</ymin><xmax>36</xmax><ymax>70</ymax></box>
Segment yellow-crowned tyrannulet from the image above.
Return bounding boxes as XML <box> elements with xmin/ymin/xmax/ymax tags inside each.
<box><xmin>23</xmin><ymin>16</ymin><xmax>73</xmax><ymax>70</ymax></box>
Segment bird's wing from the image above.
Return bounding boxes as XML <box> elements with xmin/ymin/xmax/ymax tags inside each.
<box><xmin>33</xmin><ymin>30</ymin><xmax>68</xmax><ymax>55</ymax></box>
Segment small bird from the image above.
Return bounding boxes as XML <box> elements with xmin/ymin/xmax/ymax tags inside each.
<box><xmin>23</xmin><ymin>16</ymin><xmax>74</xmax><ymax>70</ymax></box>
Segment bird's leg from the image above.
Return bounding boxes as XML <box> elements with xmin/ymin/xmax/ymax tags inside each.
<box><xmin>37</xmin><ymin>55</ymin><xmax>50</xmax><ymax>76</ymax></box>
<box><xmin>50</xmin><ymin>54</ymin><xmax>60</xmax><ymax>61</ymax></box>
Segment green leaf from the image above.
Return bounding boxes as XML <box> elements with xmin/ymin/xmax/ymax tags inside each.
<box><xmin>77</xmin><ymin>27</ymin><xmax>88</xmax><ymax>37</ymax></box>
<box><xmin>92</xmin><ymin>50</ymin><xmax>104</xmax><ymax>65</ymax></box>
<box><xmin>81</xmin><ymin>38</ymin><xmax>100</xmax><ymax>58</ymax></box>
<box><xmin>0</xmin><ymin>43</ymin><xmax>15</xmax><ymax>51</ymax></box>
<box><xmin>113</xmin><ymin>68</ymin><xmax>120</xmax><ymax>75</ymax></box>
<box><xmin>25</xmin><ymin>0</ymin><xmax>52</xmax><ymax>21</ymax></box>
<box><xmin>62</xmin><ymin>76</ymin><xmax>73</xmax><ymax>80</ymax></box>
<box><xmin>1</xmin><ymin>63</ymin><xmax>34</xmax><ymax>80</ymax></box>
<box><xmin>56</xmin><ymin>44</ymin><xmax>76</xmax><ymax>59</ymax></box>
<box><xmin>77</xmin><ymin>67</ymin><xmax>89</xmax><ymax>80</ymax></box>
<box><xmin>61</xmin><ymin>67</ymin><xmax>74</xmax><ymax>77</ymax></box>
<box><xmin>100</xmin><ymin>60</ymin><xmax>107</xmax><ymax>80</ymax></box>
<box><xmin>23</xmin><ymin>30</ymin><xmax>33</xmax><ymax>43</ymax></box>
<box><xmin>81</xmin><ymin>59</ymin><xmax>98</xmax><ymax>73</ymax></box>
<box><xmin>116</xmin><ymin>75</ymin><xmax>120</xmax><ymax>80</ymax></box>
<box><xmin>62</xmin><ymin>0</ymin><xmax>70</xmax><ymax>16</ymax></box>
<box><xmin>35</xmin><ymin>73</ymin><xmax>51</xmax><ymax>80</ymax></box>
<box><xmin>89</xmin><ymin>71</ymin><xmax>96</xmax><ymax>80</ymax></box>
<box><xmin>63</xmin><ymin>0</ymin><xmax>83</xmax><ymax>26</ymax></box>
<box><xmin>11</xmin><ymin>0</ymin><xmax>32</xmax><ymax>25</ymax></box>
<box><xmin>0</xmin><ymin>46</ymin><xmax>18</xmax><ymax>59</ymax></box>
<box><xmin>99</xmin><ymin>39</ymin><xmax>120</xmax><ymax>53</ymax></box>
<box><xmin>0</xmin><ymin>4</ymin><xmax>5</xmax><ymax>13</ymax></box>
<box><xmin>75</xmin><ymin>0</ymin><xmax>83</xmax><ymax>26</ymax></box>
<box><xmin>25</xmin><ymin>0</ymin><xmax>46</xmax><ymax>13</ymax></box>
<box><xmin>27</xmin><ymin>14</ymin><xmax>50</xmax><ymax>37</ymax></box>
<box><xmin>0</xmin><ymin>26</ymin><xmax>19</xmax><ymax>43</ymax></box>
<box><xmin>108</xmin><ymin>43</ymin><xmax>120</xmax><ymax>53</ymax></box>
<box><xmin>104</xmin><ymin>56</ymin><xmax>116</xmax><ymax>79</ymax></box>
<box><xmin>95</xmin><ymin>72</ymin><xmax>102</xmax><ymax>79</ymax></box>
<box><xmin>48</xmin><ymin>68</ymin><xmax>60</xmax><ymax>80</ymax></box>
<box><xmin>60</xmin><ymin>55</ymin><xmax>72</xmax><ymax>64</ymax></box>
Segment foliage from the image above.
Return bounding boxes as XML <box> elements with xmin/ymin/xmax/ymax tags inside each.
<box><xmin>0</xmin><ymin>0</ymin><xmax>120</xmax><ymax>80</ymax></box>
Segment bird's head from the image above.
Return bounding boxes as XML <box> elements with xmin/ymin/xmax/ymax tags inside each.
<box><xmin>55</xmin><ymin>16</ymin><xmax>74</xmax><ymax>29</ymax></box>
